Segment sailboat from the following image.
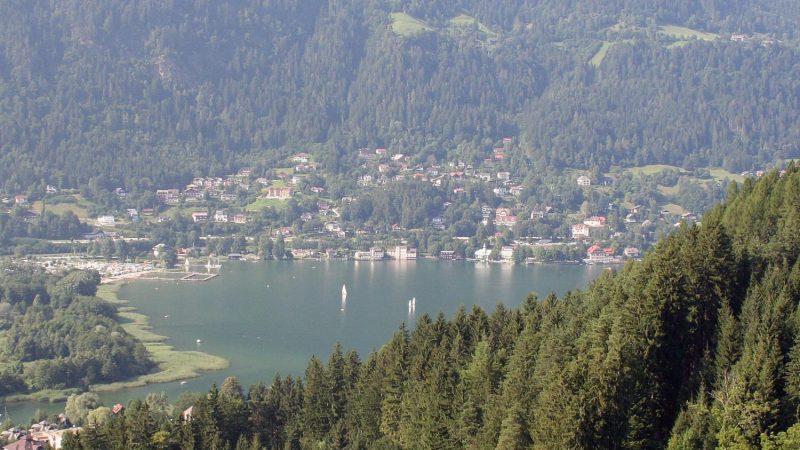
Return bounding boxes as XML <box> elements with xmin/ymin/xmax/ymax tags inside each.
<box><xmin>412</xmin><ymin>297</ymin><xmax>416</xmax><ymax>311</ymax></box>
<box><xmin>341</xmin><ymin>284</ymin><xmax>347</xmax><ymax>311</ymax></box>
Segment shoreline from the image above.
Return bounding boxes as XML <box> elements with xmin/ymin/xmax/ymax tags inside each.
<box><xmin>94</xmin><ymin>283</ymin><xmax>229</xmax><ymax>390</ymax></box>
<box><xmin>4</xmin><ymin>282</ymin><xmax>230</xmax><ymax>405</ymax></box>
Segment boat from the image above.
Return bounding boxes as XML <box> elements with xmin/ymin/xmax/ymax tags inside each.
<box><xmin>180</xmin><ymin>381</ymin><xmax>187</xmax><ymax>385</ymax></box>
<box><xmin>342</xmin><ymin>284</ymin><xmax>347</xmax><ymax>301</ymax></box>
<box><xmin>196</xmin><ymin>339</ymin><xmax>202</xmax><ymax>344</ymax></box>
<box><xmin>412</xmin><ymin>297</ymin><xmax>416</xmax><ymax>309</ymax></box>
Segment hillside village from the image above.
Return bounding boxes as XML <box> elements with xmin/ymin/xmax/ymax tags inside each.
<box><xmin>1</xmin><ymin>139</ymin><xmax>783</xmax><ymax>265</ymax></box>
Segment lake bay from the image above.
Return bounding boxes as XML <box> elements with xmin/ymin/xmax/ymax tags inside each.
<box><xmin>6</xmin><ymin>260</ymin><xmax>606</xmax><ymax>421</ymax></box>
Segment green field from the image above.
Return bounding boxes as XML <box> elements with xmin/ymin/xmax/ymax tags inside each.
<box><xmin>623</xmin><ymin>164</ymin><xmax>687</xmax><ymax>176</ymax></box>
<box><xmin>658</xmin><ymin>25</ymin><xmax>719</xmax><ymax>41</ymax></box>
<box><xmin>708</xmin><ymin>168</ymin><xmax>745</xmax><ymax>183</ymax></box>
<box><xmin>33</xmin><ymin>194</ymin><xmax>94</xmax><ymax>219</ymax></box>
<box><xmin>663</xmin><ymin>203</ymin><xmax>686</xmax><ymax>215</ymax></box>
<box><xmin>390</xmin><ymin>12</ymin><xmax>434</xmax><ymax>37</ymax></box>
<box><xmin>245</xmin><ymin>197</ymin><xmax>288</xmax><ymax>212</ymax></box>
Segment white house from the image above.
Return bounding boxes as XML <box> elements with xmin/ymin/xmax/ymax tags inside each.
<box><xmin>577</xmin><ymin>176</ymin><xmax>591</xmax><ymax>187</ymax></box>
<box><xmin>97</xmin><ymin>215</ymin><xmax>116</xmax><ymax>226</ymax></box>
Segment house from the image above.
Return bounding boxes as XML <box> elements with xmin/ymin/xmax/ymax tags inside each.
<box><xmin>46</xmin><ymin>185</ymin><xmax>58</xmax><ymax>194</ymax></box>
<box><xmin>191</xmin><ymin>212</ymin><xmax>208</xmax><ymax>223</ymax></box>
<box><xmin>233</xmin><ymin>214</ymin><xmax>248</xmax><ymax>224</ymax></box>
<box><xmin>432</xmin><ymin>217</ymin><xmax>446</xmax><ymax>230</ymax></box>
<box><xmin>474</xmin><ymin>245</ymin><xmax>492</xmax><ymax>261</ymax></box>
<box><xmin>493</xmin><ymin>187</ymin><xmax>508</xmax><ymax>197</ymax></box>
<box><xmin>3</xmin><ymin>435</ymin><xmax>47</xmax><ymax>450</ymax></box>
<box><xmin>477</xmin><ymin>172</ymin><xmax>492</xmax><ymax>182</ymax></box>
<box><xmin>625</xmin><ymin>213</ymin><xmax>637</xmax><ymax>223</ymax></box>
<box><xmin>731</xmin><ymin>33</ymin><xmax>748</xmax><ymax>42</ymax></box>
<box><xmin>495</xmin><ymin>208</ymin><xmax>517</xmax><ymax>227</ymax></box>
<box><xmin>577</xmin><ymin>176</ymin><xmax>591</xmax><ymax>187</ymax></box>
<box><xmin>214</xmin><ymin>211</ymin><xmax>228</xmax><ymax>223</ymax></box>
<box><xmin>14</xmin><ymin>195</ymin><xmax>28</xmax><ymax>205</ymax></box>
<box><xmin>496</xmin><ymin>171</ymin><xmax>511</xmax><ymax>181</ymax></box>
<box><xmin>391</xmin><ymin>153</ymin><xmax>405</xmax><ymax>161</ymax></box>
<box><xmin>439</xmin><ymin>250</ymin><xmax>456</xmax><ymax>260</ymax></box>
<box><xmin>112</xmin><ymin>403</ymin><xmax>125</xmax><ymax>415</ymax></box>
<box><xmin>623</xmin><ymin>247</ymin><xmax>640</xmax><ymax>258</ymax></box>
<box><xmin>291</xmin><ymin>153</ymin><xmax>310</xmax><ymax>163</ymax></box>
<box><xmin>265</xmin><ymin>186</ymin><xmax>292</xmax><ymax>199</ymax></box>
<box><xmin>153</xmin><ymin>243</ymin><xmax>166</xmax><ymax>258</ymax></box>
<box><xmin>500</xmin><ymin>246</ymin><xmax>515</xmax><ymax>261</ymax></box>
<box><xmin>21</xmin><ymin>210</ymin><xmax>39</xmax><ymax>223</ymax></box>
<box><xmin>156</xmin><ymin>189</ymin><xmax>180</xmax><ymax>203</ymax></box>
<box><xmin>571</xmin><ymin>223</ymin><xmax>590</xmax><ymax>238</ymax></box>
<box><xmin>30</xmin><ymin>428</ymin><xmax>81</xmax><ymax>450</ymax></box>
<box><xmin>583</xmin><ymin>216</ymin><xmax>607</xmax><ymax>228</ymax></box>
<box><xmin>97</xmin><ymin>215</ymin><xmax>116</xmax><ymax>226</ymax></box>
<box><xmin>183</xmin><ymin>188</ymin><xmax>203</xmax><ymax>201</ymax></box>
<box><xmin>375</xmin><ymin>148</ymin><xmax>387</xmax><ymax>156</ymax></box>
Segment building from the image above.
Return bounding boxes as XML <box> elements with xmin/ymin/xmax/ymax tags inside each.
<box><xmin>583</xmin><ymin>216</ymin><xmax>607</xmax><ymax>228</ymax></box>
<box><xmin>474</xmin><ymin>245</ymin><xmax>492</xmax><ymax>261</ymax></box>
<box><xmin>577</xmin><ymin>176</ymin><xmax>591</xmax><ymax>187</ymax></box>
<box><xmin>623</xmin><ymin>247</ymin><xmax>640</xmax><ymax>258</ymax></box>
<box><xmin>214</xmin><ymin>210</ymin><xmax>228</xmax><ymax>223</ymax></box>
<box><xmin>191</xmin><ymin>212</ymin><xmax>208</xmax><ymax>223</ymax></box>
<box><xmin>495</xmin><ymin>207</ymin><xmax>518</xmax><ymax>227</ymax></box>
<box><xmin>14</xmin><ymin>195</ymin><xmax>28</xmax><ymax>205</ymax></box>
<box><xmin>97</xmin><ymin>215</ymin><xmax>116</xmax><ymax>226</ymax></box>
<box><xmin>439</xmin><ymin>250</ymin><xmax>456</xmax><ymax>260</ymax></box>
<box><xmin>265</xmin><ymin>186</ymin><xmax>292</xmax><ymax>199</ymax></box>
<box><xmin>387</xmin><ymin>246</ymin><xmax>418</xmax><ymax>260</ymax></box>
<box><xmin>232</xmin><ymin>214</ymin><xmax>248</xmax><ymax>224</ymax></box>
<box><xmin>571</xmin><ymin>223</ymin><xmax>591</xmax><ymax>238</ymax></box>
<box><xmin>3</xmin><ymin>435</ymin><xmax>47</xmax><ymax>450</ymax></box>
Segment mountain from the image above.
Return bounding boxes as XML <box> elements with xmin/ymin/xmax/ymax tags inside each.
<box><xmin>0</xmin><ymin>0</ymin><xmax>799</xmax><ymax>193</ymax></box>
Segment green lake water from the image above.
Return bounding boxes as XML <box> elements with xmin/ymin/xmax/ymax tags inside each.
<box><xmin>4</xmin><ymin>260</ymin><xmax>606</xmax><ymax>422</ymax></box>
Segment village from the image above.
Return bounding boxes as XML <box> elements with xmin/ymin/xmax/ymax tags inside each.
<box><xmin>4</xmin><ymin>139</ymin><xmax>783</xmax><ymax>267</ymax></box>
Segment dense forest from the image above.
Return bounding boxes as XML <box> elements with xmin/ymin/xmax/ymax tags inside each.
<box><xmin>0</xmin><ymin>268</ymin><xmax>152</xmax><ymax>395</ymax></box>
<box><xmin>54</xmin><ymin>168</ymin><xmax>800</xmax><ymax>448</ymax></box>
<box><xmin>0</xmin><ymin>0</ymin><xmax>799</xmax><ymax>194</ymax></box>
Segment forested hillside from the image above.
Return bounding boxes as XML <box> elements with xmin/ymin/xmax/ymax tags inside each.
<box><xmin>0</xmin><ymin>0</ymin><xmax>798</xmax><ymax>193</ymax></box>
<box><xmin>57</xmin><ymin>167</ymin><xmax>800</xmax><ymax>448</ymax></box>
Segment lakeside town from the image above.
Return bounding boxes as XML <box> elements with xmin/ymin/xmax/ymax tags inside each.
<box><xmin>2</xmin><ymin>139</ymin><xmax>786</xmax><ymax>272</ymax></box>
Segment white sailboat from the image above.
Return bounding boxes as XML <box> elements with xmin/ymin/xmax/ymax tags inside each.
<box><xmin>341</xmin><ymin>284</ymin><xmax>347</xmax><ymax>311</ymax></box>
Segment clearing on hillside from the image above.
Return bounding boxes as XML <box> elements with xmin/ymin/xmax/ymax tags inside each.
<box><xmin>448</xmin><ymin>14</ymin><xmax>497</xmax><ymax>36</ymax></box>
<box><xmin>590</xmin><ymin>42</ymin><xmax>615</xmax><ymax>66</ymax></box>
<box><xmin>390</xmin><ymin>12</ymin><xmax>434</xmax><ymax>37</ymax></box>
<box><xmin>658</xmin><ymin>25</ymin><xmax>719</xmax><ymax>41</ymax></box>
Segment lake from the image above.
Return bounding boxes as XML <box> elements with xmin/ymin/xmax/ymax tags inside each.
<box><xmin>4</xmin><ymin>260</ymin><xmax>606</xmax><ymax>422</ymax></box>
